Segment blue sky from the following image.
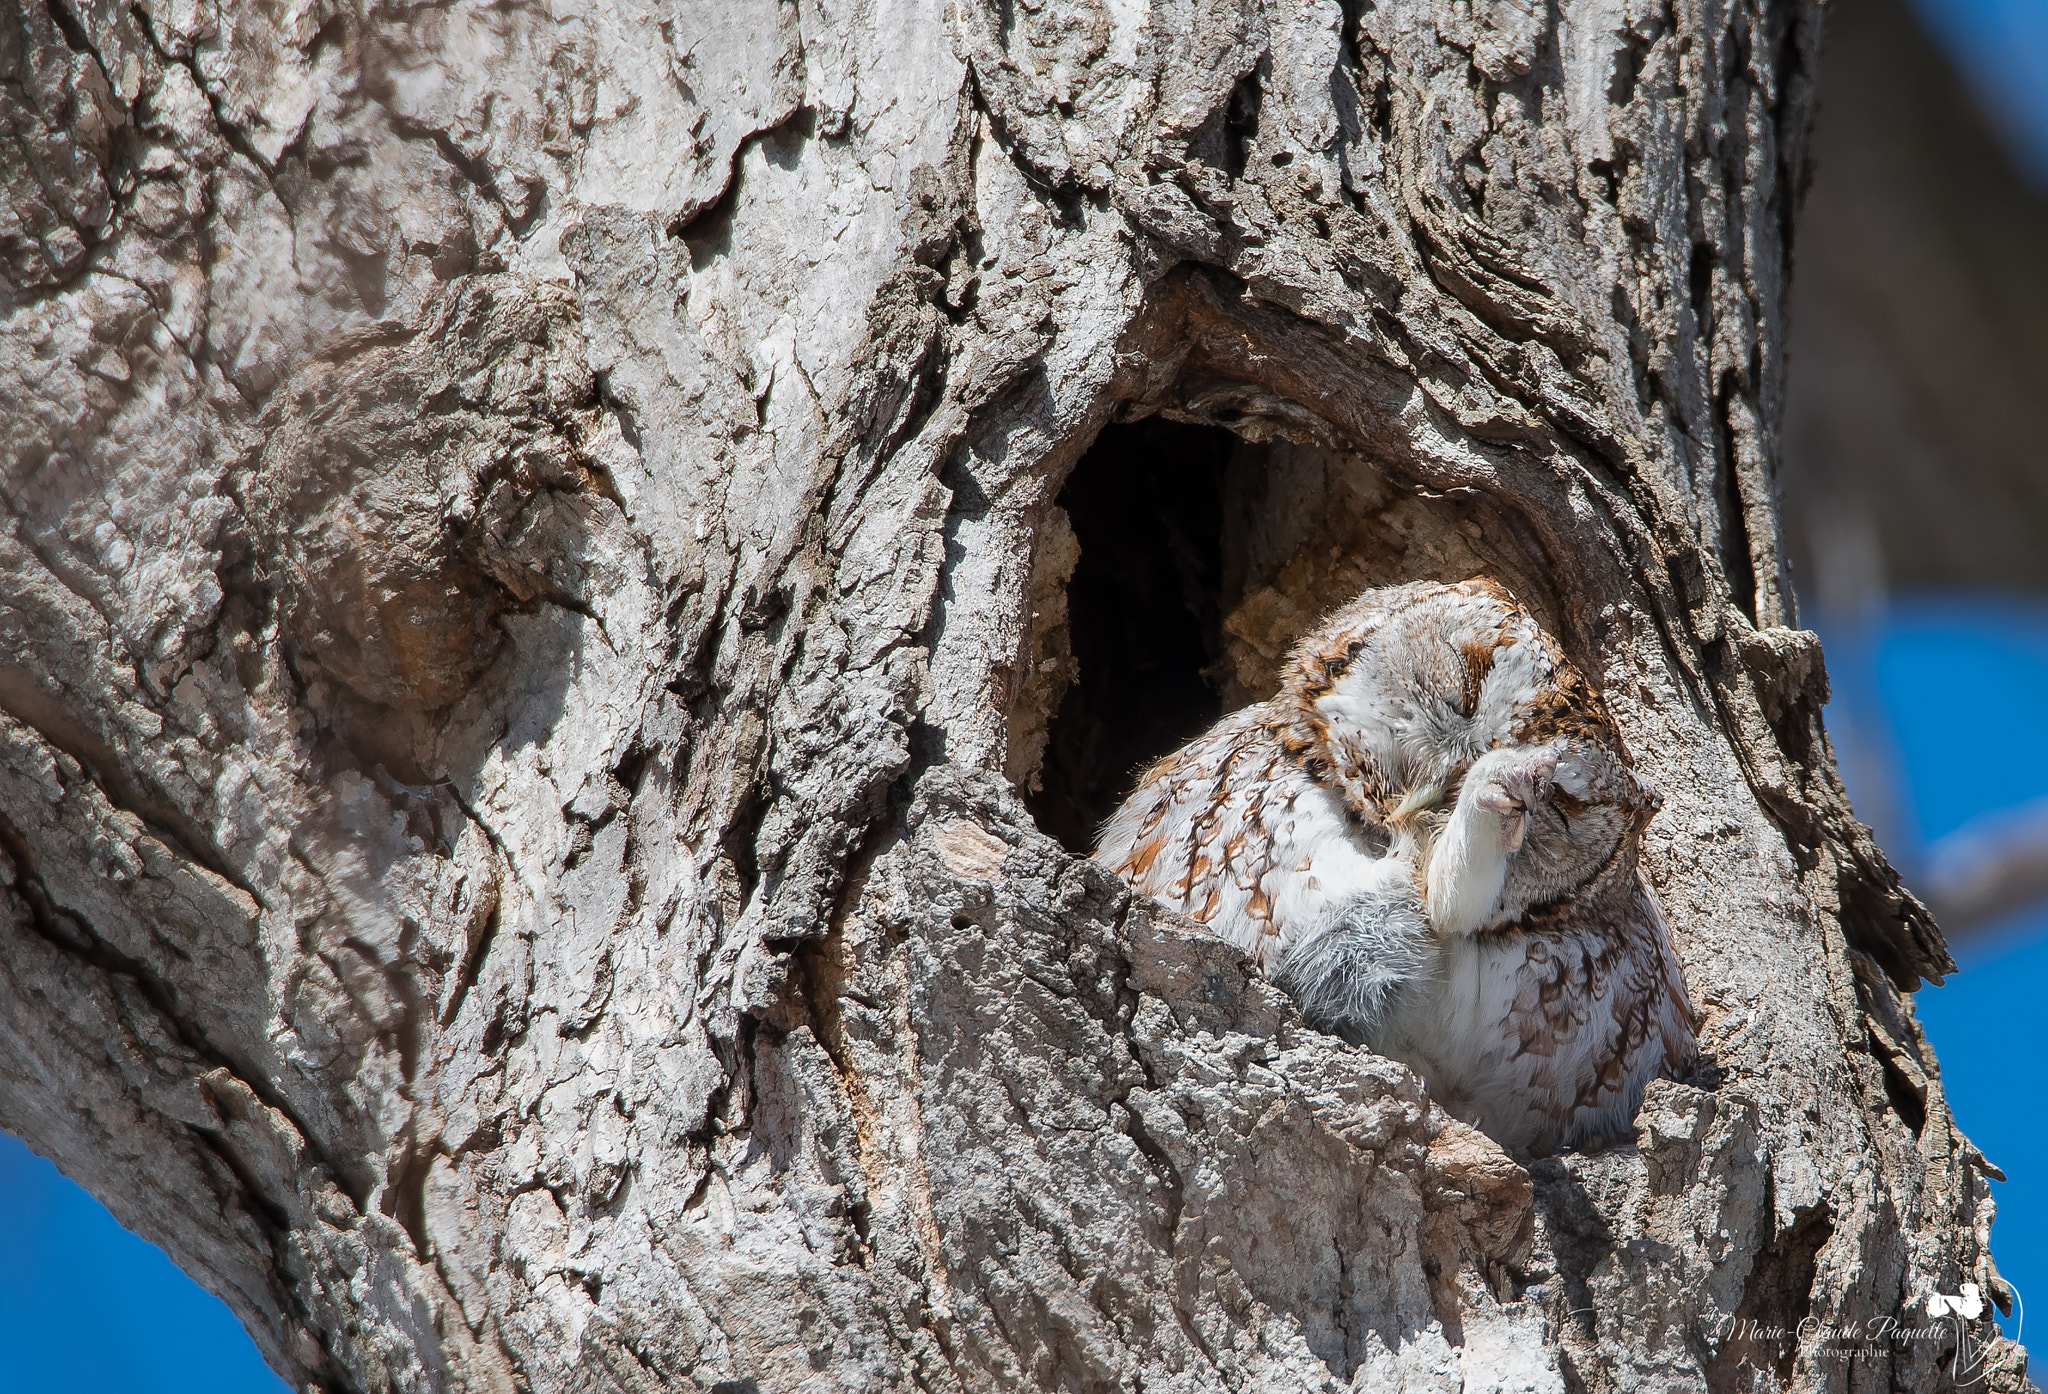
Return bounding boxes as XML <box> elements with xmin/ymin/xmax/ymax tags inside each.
<box><xmin>1919</xmin><ymin>920</ymin><xmax>2048</xmax><ymax>1343</ymax></box>
<box><xmin>9</xmin><ymin>594</ymin><xmax>2045</xmax><ymax>1379</ymax></box>
<box><xmin>1839</xmin><ymin>598</ymin><xmax>2048</xmax><ymax>1341</ymax></box>
<box><xmin>1908</xmin><ymin>0</ymin><xmax>2048</xmax><ymax>185</ymax></box>
<box><xmin>3</xmin><ymin>0</ymin><xmax>2047</xmax><ymax>1387</ymax></box>
<box><xmin>0</xmin><ymin>1132</ymin><xmax>287</xmax><ymax>1394</ymax></box>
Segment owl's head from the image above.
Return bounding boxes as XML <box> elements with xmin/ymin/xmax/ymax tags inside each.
<box><xmin>1271</xmin><ymin>579</ymin><xmax>1657</xmax><ymax>913</ymax></box>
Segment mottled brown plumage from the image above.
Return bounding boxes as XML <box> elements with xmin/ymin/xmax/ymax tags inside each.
<box><xmin>1096</xmin><ymin>579</ymin><xmax>1698</xmax><ymax>1155</ymax></box>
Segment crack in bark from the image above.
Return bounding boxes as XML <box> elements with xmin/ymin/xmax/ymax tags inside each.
<box><xmin>0</xmin><ymin>810</ymin><xmax>372</xmax><ymax>1394</ymax></box>
<box><xmin>439</xmin><ymin>883</ymin><xmax>502</xmax><ymax>1031</ymax></box>
<box><xmin>0</xmin><ymin>687</ymin><xmax>263</xmax><ymax>906</ymax></box>
<box><xmin>0</xmin><ymin>804</ymin><xmax>350</xmax><ymax>1207</ymax></box>
<box><xmin>128</xmin><ymin>4</ymin><xmax>289</xmax><ymax>189</ymax></box>
<box><xmin>667</xmin><ymin>103</ymin><xmax>814</xmax><ymax>244</ymax></box>
<box><xmin>382</xmin><ymin>108</ymin><xmax>547</xmax><ymax>241</ymax></box>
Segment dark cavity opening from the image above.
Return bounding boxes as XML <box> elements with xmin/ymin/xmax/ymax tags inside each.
<box><xmin>1018</xmin><ymin>413</ymin><xmax>1555</xmax><ymax>855</ymax></box>
<box><xmin>1027</xmin><ymin>418</ymin><xmax>1234</xmax><ymax>853</ymax></box>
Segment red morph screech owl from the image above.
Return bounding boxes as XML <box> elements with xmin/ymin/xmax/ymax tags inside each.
<box><xmin>1095</xmin><ymin>578</ymin><xmax>1699</xmax><ymax>1156</ymax></box>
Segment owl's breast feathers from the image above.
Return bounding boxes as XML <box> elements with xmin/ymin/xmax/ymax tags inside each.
<box><xmin>1100</xmin><ymin>707</ymin><xmax>1345</xmax><ymax>964</ymax></box>
<box><xmin>1461</xmin><ymin>871</ymin><xmax>1698</xmax><ymax>1148</ymax></box>
<box><xmin>1094</xmin><ymin>579</ymin><xmax>1698</xmax><ymax>1154</ymax></box>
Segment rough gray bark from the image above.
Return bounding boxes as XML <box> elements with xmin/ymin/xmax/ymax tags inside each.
<box><xmin>0</xmin><ymin>0</ymin><xmax>2027</xmax><ymax>1392</ymax></box>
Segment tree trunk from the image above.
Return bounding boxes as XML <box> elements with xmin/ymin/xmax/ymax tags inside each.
<box><xmin>0</xmin><ymin>0</ymin><xmax>2026</xmax><ymax>1390</ymax></box>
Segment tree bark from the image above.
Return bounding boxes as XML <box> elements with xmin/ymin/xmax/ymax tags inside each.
<box><xmin>0</xmin><ymin>0</ymin><xmax>2026</xmax><ymax>1391</ymax></box>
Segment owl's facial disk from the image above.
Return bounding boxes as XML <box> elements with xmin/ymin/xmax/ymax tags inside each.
<box><xmin>1547</xmin><ymin>740</ymin><xmax>1660</xmax><ymax>816</ymax></box>
<box><xmin>1492</xmin><ymin>736</ymin><xmax>1658</xmax><ymax>920</ymax></box>
<box><xmin>1409</xmin><ymin>735</ymin><xmax>1657</xmax><ymax>935</ymax></box>
<box><xmin>1425</xmin><ymin>743</ymin><xmax>1562</xmax><ymax>936</ymax></box>
<box><xmin>1468</xmin><ymin>743</ymin><xmax>1560</xmax><ymax>854</ymax></box>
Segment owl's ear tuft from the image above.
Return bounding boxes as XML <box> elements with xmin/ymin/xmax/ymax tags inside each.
<box><xmin>1630</xmin><ymin>769</ymin><xmax>1663</xmax><ymax>814</ymax></box>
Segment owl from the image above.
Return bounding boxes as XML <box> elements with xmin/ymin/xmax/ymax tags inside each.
<box><xmin>1096</xmin><ymin>579</ymin><xmax>1698</xmax><ymax>1156</ymax></box>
